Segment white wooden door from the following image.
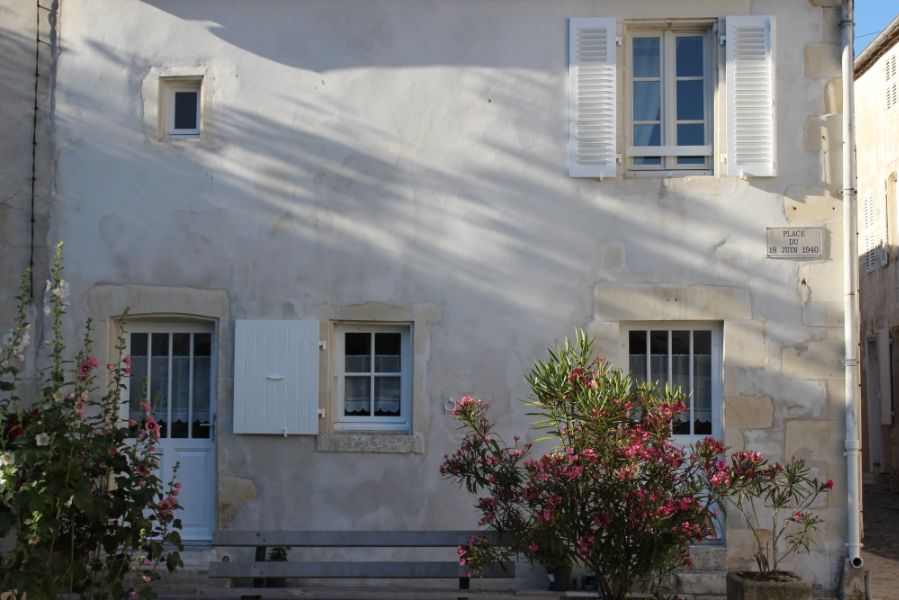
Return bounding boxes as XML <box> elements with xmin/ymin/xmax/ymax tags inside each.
<box><xmin>127</xmin><ymin>323</ymin><xmax>216</xmax><ymax>542</ymax></box>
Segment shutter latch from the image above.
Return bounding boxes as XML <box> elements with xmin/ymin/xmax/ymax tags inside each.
<box><xmin>318</xmin><ymin>340</ymin><xmax>327</xmax><ymax>350</ymax></box>
<box><xmin>719</xmin><ymin>34</ymin><xmax>726</xmax><ymax>45</ymax></box>
<box><xmin>317</xmin><ymin>408</ymin><xmax>326</xmax><ymax>419</ymax></box>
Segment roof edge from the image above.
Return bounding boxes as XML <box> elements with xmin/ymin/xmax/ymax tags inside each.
<box><xmin>855</xmin><ymin>14</ymin><xmax>899</xmax><ymax>79</ymax></box>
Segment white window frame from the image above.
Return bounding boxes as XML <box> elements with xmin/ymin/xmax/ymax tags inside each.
<box><xmin>121</xmin><ymin>319</ymin><xmax>217</xmax><ymax>440</ymax></box>
<box><xmin>621</xmin><ymin>322</ymin><xmax>722</xmax><ymax>446</ymax></box>
<box><xmin>625</xmin><ymin>25</ymin><xmax>715</xmax><ymax>173</ymax></box>
<box><xmin>161</xmin><ymin>77</ymin><xmax>202</xmax><ymax>138</ymax></box>
<box><xmin>334</xmin><ymin>323</ymin><xmax>412</xmax><ymax>432</ymax></box>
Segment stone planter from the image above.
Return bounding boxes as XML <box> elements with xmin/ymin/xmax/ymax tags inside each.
<box><xmin>726</xmin><ymin>571</ymin><xmax>811</xmax><ymax>600</ymax></box>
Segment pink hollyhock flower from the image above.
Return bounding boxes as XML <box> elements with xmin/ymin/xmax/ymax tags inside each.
<box><xmin>107</xmin><ymin>363</ymin><xmax>114</xmax><ymax>371</ymax></box>
<box><xmin>74</xmin><ymin>401</ymin><xmax>85</xmax><ymax>419</ymax></box>
<box><xmin>174</xmin><ymin>482</ymin><xmax>182</xmax><ymax>490</ymax></box>
<box><xmin>128</xmin><ymin>419</ymin><xmax>138</xmax><ymax>428</ymax></box>
<box><xmin>529</xmin><ymin>543</ymin><xmax>538</xmax><ymax>552</ymax></box>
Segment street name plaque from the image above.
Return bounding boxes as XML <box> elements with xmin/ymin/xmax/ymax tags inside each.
<box><xmin>766</xmin><ymin>227</ymin><xmax>824</xmax><ymax>259</ymax></box>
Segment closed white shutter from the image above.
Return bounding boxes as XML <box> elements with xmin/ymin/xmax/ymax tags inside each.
<box><xmin>234</xmin><ymin>320</ymin><xmax>320</xmax><ymax>435</ymax></box>
<box><xmin>726</xmin><ymin>16</ymin><xmax>776</xmax><ymax>177</ymax></box>
<box><xmin>863</xmin><ymin>189</ymin><xmax>879</xmax><ymax>272</ymax></box>
<box><xmin>878</xmin><ymin>328</ymin><xmax>893</xmax><ymax>425</ymax></box>
<box><xmin>568</xmin><ymin>17</ymin><xmax>617</xmax><ymax>178</ymax></box>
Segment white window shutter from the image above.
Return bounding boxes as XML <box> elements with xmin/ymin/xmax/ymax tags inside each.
<box><xmin>568</xmin><ymin>17</ymin><xmax>617</xmax><ymax>178</ymax></box>
<box><xmin>234</xmin><ymin>320</ymin><xmax>320</xmax><ymax>435</ymax></box>
<box><xmin>863</xmin><ymin>189</ymin><xmax>878</xmax><ymax>273</ymax></box>
<box><xmin>878</xmin><ymin>328</ymin><xmax>893</xmax><ymax>425</ymax></box>
<box><xmin>726</xmin><ymin>16</ymin><xmax>776</xmax><ymax>177</ymax></box>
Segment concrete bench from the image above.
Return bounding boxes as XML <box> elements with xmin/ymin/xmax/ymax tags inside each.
<box><xmin>209</xmin><ymin>530</ymin><xmax>515</xmax><ymax>591</ymax></box>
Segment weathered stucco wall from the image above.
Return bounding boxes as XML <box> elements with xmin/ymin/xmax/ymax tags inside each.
<box><xmin>856</xmin><ymin>40</ymin><xmax>899</xmax><ymax>478</ymax></box>
<box><xmin>33</xmin><ymin>0</ymin><xmax>848</xmax><ymax>591</ymax></box>
<box><xmin>0</xmin><ymin>1</ymin><xmax>37</xmax><ymax>329</ymax></box>
<box><xmin>1</xmin><ymin>0</ymin><xmax>56</xmax><ymax>352</ymax></box>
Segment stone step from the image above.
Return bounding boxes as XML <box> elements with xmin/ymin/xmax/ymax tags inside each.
<box><xmin>676</xmin><ymin>570</ymin><xmax>727</xmax><ymax>596</ymax></box>
<box><xmin>687</xmin><ymin>545</ymin><xmax>726</xmax><ymax>570</ymax></box>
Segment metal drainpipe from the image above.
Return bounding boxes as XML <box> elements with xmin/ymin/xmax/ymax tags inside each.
<box><xmin>841</xmin><ymin>0</ymin><xmax>863</xmax><ymax>569</ymax></box>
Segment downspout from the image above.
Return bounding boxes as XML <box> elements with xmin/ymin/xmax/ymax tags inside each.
<box><xmin>841</xmin><ymin>0</ymin><xmax>863</xmax><ymax>569</ymax></box>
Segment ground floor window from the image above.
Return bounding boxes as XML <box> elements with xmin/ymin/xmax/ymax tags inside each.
<box><xmin>127</xmin><ymin>324</ymin><xmax>214</xmax><ymax>440</ymax></box>
<box><xmin>334</xmin><ymin>324</ymin><xmax>411</xmax><ymax>431</ymax></box>
<box><xmin>625</xmin><ymin>323</ymin><xmax>722</xmax><ymax>442</ymax></box>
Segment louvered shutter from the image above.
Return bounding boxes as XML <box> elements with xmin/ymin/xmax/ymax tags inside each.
<box><xmin>234</xmin><ymin>320</ymin><xmax>320</xmax><ymax>435</ymax></box>
<box><xmin>568</xmin><ymin>18</ymin><xmax>617</xmax><ymax>178</ymax></box>
<box><xmin>863</xmin><ymin>189</ymin><xmax>878</xmax><ymax>272</ymax></box>
<box><xmin>726</xmin><ymin>16</ymin><xmax>776</xmax><ymax>177</ymax></box>
<box><xmin>879</xmin><ymin>328</ymin><xmax>893</xmax><ymax>425</ymax></box>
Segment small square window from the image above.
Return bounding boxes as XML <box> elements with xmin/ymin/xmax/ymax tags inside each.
<box><xmin>334</xmin><ymin>324</ymin><xmax>411</xmax><ymax>431</ymax></box>
<box><xmin>160</xmin><ymin>78</ymin><xmax>202</xmax><ymax>138</ymax></box>
<box><xmin>627</xmin><ymin>27</ymin><xmax>714</xmax><ymax>172</ymax></box>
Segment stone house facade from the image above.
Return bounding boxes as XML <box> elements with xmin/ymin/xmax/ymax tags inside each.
<box><xmin>1</xmin><ymin>0</ymin><xmax>855</xmax><ymax>595</ymax></box>
<box><xmin>856</xmin><ymin>15</ymin><xmax>899</xmax><ymax>483</ymax></box>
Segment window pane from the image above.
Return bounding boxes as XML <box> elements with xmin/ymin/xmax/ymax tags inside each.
<box><xmin>374</xmin><ymin>377</ymin><xmax>401</xmax><ymax>416</ymax></box>
<box><xmin>174</xmin><ymin>91</ymin><xmax>198</xmax><ymax>130</ymax></box>
<box><xmin>694</xmin><ymin>331</ymin><xmax>712</xmax><ymax>435</ymax></box>
<box><xmin>193</xmin><ymin>333</ymin><xmax>212</xmax><ymax>439</ymax></box>
<box><xmin>676</xmin><ymin>36</ymin><xmax>704</xmax><ymax>77</ymax></box>
<box><xmin>629</xmin><ymin>330</ymin><xmax>647</xmax><ymax>383</ymax></box>
<box><xmin>678</xmin><ymin>157</ymin><xmax>707</xmax><ymax>166</ymax></box>
<box><xmin>633</xmin><ymin>37</ymin><xmax>660</xmax><ymax>77</ymax></box>
<box><xmin>633</xmin><ymin>124</ymin><xmax>661</xmax><ymax>147</ymax></box>
<box><xmin>344</xmin><ymin>377</ymin><xmax>371</xmax><ymax>416</ymax></box>
<box><xmin>150</xmin><ymin>333</ymin><xmax>169</xmax><ymax>438</ymax></box>
<box><xmin>676</xmin><ymin>80</ymin><xmax>704</xmax><ymax>121</ymax></box>
<box><xmin>677</xmin><ymin>123</ymin><xmax>705</xmax><ymax>146</ymax></box>
<box><xmin>634</xmin><ymin>157</ymin><xmax>662</xmax><ymax>166</ymax></box>
<box><xmin>345</xmin><ymin>333</ymin><xmax>371</xmax><ymax>373</ymax></box>
<box><xmin>650</xmin><ymin>330</ymin><xmax>668</xmax><ymax>384</ymax></box>
<box><xmin>671</xmin><ymin>331</ymin><xmax>691</xmax><ymax>435</ymax></box>
<box><xmin>170</xmin><ymin>333</ymin><xmax>190</xmax><ymax>438</ymax></box>
<box><xmin>375</xmin><ymin>333</ymin><xmax>401</xmax><ymax>372</ymax></box>
<box><xmin>633</xmin><ymin>81</ymin><xmax>661</xmax><ymax>121</ymax></box>
<box><xmin>129</xmin><ymin>333</ymin><xmax>148</xmax><ymax>421</ymax></box>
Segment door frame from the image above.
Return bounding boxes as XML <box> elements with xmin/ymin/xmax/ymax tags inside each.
<box><xmin>120</xmin><ymin>317</ymin><xmax>218</xmax><ymax>542</ymax></box>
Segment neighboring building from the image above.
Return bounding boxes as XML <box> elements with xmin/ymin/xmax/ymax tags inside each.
<box><xmin>2</xmin><ymin>0</ymin><xmax>854</xmax><ymax>595</ymax></box>
<box><xmin>856</xmin><ymin>14</ymin><xmax>899</xmax><ymax>484</ymax></box>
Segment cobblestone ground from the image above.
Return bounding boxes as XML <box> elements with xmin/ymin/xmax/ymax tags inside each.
<box><xmin>863</xmin><ymin>483</ymin><xmax>899</xmax><ymax>600</ymax></box>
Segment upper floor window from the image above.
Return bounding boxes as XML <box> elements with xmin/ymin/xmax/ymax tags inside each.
<box><xmin>568</xmin><ymin>16</ymin><xmax>775</xmax><ymax>179</ymax></box>
<box><xmin>628</xmin><ymin>27</ymin><xmax>713</xmax><ymax>172</ymax></box>
<box><xmin>160</xmin><ymin>77</ymin><xmax>202</xmax><ymax>138</ymax></box>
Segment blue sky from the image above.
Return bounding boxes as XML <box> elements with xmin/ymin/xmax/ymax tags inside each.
<box><xmin>855</xmin><ymin>1</ymin><xmax>898</xmax><ymax>56</ymax></box>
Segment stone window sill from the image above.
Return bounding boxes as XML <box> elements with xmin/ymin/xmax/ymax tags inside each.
<box><xmin>315</xmin><ymin>432</ymin><xmax>424</xmax><ymax>454</ymax></box>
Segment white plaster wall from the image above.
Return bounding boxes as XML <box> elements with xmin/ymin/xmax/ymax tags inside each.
<box><xmin>43</xmin><ymin>0</ymin><xmax>847</xmax><ymax>591</ymax></box>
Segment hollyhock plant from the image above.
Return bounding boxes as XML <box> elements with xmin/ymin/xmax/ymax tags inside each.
<box><xmin>0</xmin><ymin>244</ymin><xmax>183</xmax><ymax>599</ymax></box>
<box><xmin>441</xmin><ymin>332</ymin><xmax>731</xmax><ymax>600</ymax></box>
